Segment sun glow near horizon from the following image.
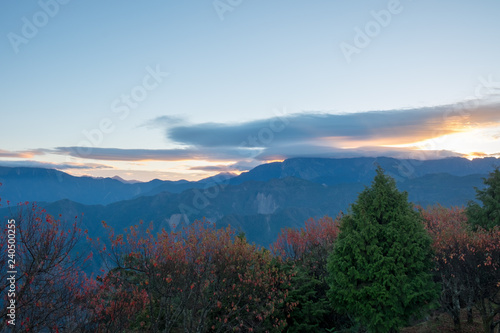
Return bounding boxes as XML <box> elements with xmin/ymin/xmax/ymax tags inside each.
<box><xmin>383</xmin><ymin>125</ymin><xmax>500</xmax><ymax>159</ymax></box>
<box><xmin>4</xmin><ymin>121</ymin><xmax>500</xmax><ymax>182</ymax></box>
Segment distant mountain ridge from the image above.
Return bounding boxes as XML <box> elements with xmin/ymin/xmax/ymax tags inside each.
<box><xmin>111</xmin><ymin>175</ymin><xmax>142</xmax><ymax>184</ymax></box>
<box><xmin>1</xmin><ymin>157</ymin><xmax>497</xmax><ymax>206</ymax></box>
<box><xmin>229</xmin><ymin>156</ymin><xmax>499</xmax><ymax>185</ymax></box>
<box><xmin>1</xmin><ymin>156</ymin><xmax>496</xmax><ymax>246</ymax></box>
<box><xmin>3</xmin><ymin>172</ymin><xmax>485</xmax><ymax>246</ymax></box>
<box><xmin>0</xmin><ymin>166</ymin><xmax>211</xmax><ymax>205</ymax></box>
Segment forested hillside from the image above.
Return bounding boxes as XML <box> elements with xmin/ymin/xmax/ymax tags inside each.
<box><xmin>1</xmin><ymin>167</ymin><xmax>499</xmax><ymax>332</ymax></box>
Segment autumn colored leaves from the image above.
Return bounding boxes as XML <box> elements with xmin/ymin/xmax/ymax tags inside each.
<box><xmin>96</xmin><ymin>221</ymin><xmax>292</xmax><ymax>332</ymax></box>
<box><xmin>423</xmin><ymin>206</ymin><xmax>500</xmax><ymax>332</ymax></box>
<box><xmin>1</xmin><ymin>168</ymin><xmax>499</xmax><ymax>332</ymax></box>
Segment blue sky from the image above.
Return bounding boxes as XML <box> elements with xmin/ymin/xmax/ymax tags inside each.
<box><xmin>1</xmin><ymin>0</ymin><xmax>500</xmax><ymax>181</ymax></box>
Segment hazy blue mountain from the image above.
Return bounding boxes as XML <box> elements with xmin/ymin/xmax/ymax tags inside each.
<box><xmin>1</xmin><ymin>157</ymin><xmax>496</xmax><ymax>206</ymax></box>
<box><xmin>0</xmin><ymin>166</ymin><xmax>230</xmax><ymax>205</ymax></box>
<box><xmin>0</xmin><ymin>173</ymin><xmax>486</xmax><ymax>247</ymax></box>
<box><xmin>138</xmin><ymin>172</ymin><xmax>236</xmax><ymax>198</ymax></box>
<box><xmin>0</xmin><ymin>157</ymin><xmax>496</xmax><ymax>246</ymax></box>
<box><xmin>230</xmin><ymin>156</ymin><xmax>499</xmax><ymax>185</ymax></box>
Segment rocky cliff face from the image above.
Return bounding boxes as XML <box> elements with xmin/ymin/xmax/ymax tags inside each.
<box><xmin>256</xmin><ymin>192</ymin><xmax>278</xmax><ymax>215</ymax></box>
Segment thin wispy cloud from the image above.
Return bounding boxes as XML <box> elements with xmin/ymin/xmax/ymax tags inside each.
<box><xmin>189</xmin><ymin>161</ymin><xmax>261</xmax><ymax>172</ymax></box>
<box><xmin>139</xmin><ymin>115</ymin><xmax>188</xmax><ymax>129</ymax></box>
<box><xmin>0</xmin><ymin>149</ymin><xmax>39</xmax><ymax>158</ymax></box>
<box><xmin>0</xmin><ymin>160</ymin><xmax>112</xmax><ymax>170</ymax></box>
<box><xmin>48</xmin><ymin>147</ymin><xmax>245</xmax><ymax>162</ymax></box>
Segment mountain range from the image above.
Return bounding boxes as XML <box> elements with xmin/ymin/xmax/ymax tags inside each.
<box><xmin>0</xmin><ymin>157</ymin><xmax>498</xmax><ymax>246</ymax></box>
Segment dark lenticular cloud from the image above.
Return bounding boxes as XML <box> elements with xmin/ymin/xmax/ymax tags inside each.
<box><xmin>253</xmin><ymin>145</ymin><xmax>463</xmax><ymax>161</ymax></box>
<box><xmin>163</xmin><ymin>103</ymin><xmax>500</xmax><ymax>148</ymax></box>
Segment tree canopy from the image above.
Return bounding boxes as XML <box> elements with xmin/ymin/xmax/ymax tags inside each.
<box><xmin>467</xmin><ymin>168</ymin><xmax>500</xmax><ymax>230</ymax></box>
<box><xmin>327</xmin><ymin>166</ymin><xmax>438</xmax><ymax>333</ymax></box>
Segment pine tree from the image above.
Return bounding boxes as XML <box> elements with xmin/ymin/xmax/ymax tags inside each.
<box><xmin>327</xmin><ymin>166</ymin><xmax>438</xmax><ymax>333</ymax></box>
<box><xmin>466</xmin><ymin>168</ymin><xmax>500</xmax><ymax>230</ymax></box>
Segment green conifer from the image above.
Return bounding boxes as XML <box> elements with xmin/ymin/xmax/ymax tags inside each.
<box><xmin>466</xmin><ymin>168</ymin><xmax>500</xmax><ymax>230</ymax></box>
<box><xmin>327</xmin><ymin>166</ymin><xmax>437</xmax><ymax>333</ymax></box>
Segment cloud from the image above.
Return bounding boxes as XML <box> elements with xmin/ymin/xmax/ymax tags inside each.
<box><xmin>49</xmin><ymin>147</ymin><xmax>245</xmax><ymax>162</ymax></box>
<box><xmin>0</xmin><ymin>149</ymin><xmax>38</xmax><ymax>158</ymax></box>
<box><xmin>189</xmin><ymin>161</ymin><xmax>262</xmax><ymax>172</ymax></box>
<box><xmin>188</xmin><ymin>165</ymin><xmax>230</xmax><ymax>172</ymax></box>
<box><xmin>253</xmin><ymin>144</ymin><xmax>464</xmax><ymax>161</ymax></box>
<box><xmin>30</xmin><ymin>101</ymin><xmax>500</xmax><ymax>165</ymax></box>
<box><xmin>0</xmin><ymin>160</ymin><xmax>112</xmax><ymax>170</ymax></box>
<box><xmin>139</xmin><ymin>115</ymin><xmax>187</xmax><ymax>129</ymax></box>
<box><xmin>159</xmin><ymin>102</ymin><xmax>500</xmax><ymax>148</ymax></box>
<box><xmin>41</xmin><ymin>145</ymin><xmax>464</xmax><ymax>166</ymax></box>
<box><xmin>467</xmin><ymin>152</ymin><xmax>500</xmax><ymax>158</ymax></box>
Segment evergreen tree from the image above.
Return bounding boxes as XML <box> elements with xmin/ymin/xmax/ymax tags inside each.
<box><xmin>327</xmin><ymin>166</ymin><xmax>438</xmax><ymax>333</ymax></box>
<box><xmin>466</xmin><ymin>168</ymin><xmax>500</xmax><ymax>230</ymax></box>
<box><xmin>285</xmin><ymin>265</ymin><xmax>352</xmax><ymax>332</ymax></box>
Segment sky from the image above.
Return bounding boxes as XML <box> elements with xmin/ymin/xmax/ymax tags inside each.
<box><xmin>1</xmin><ymin>0</ymin><xmax>500</xmax><ymax>181</ymax></box>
